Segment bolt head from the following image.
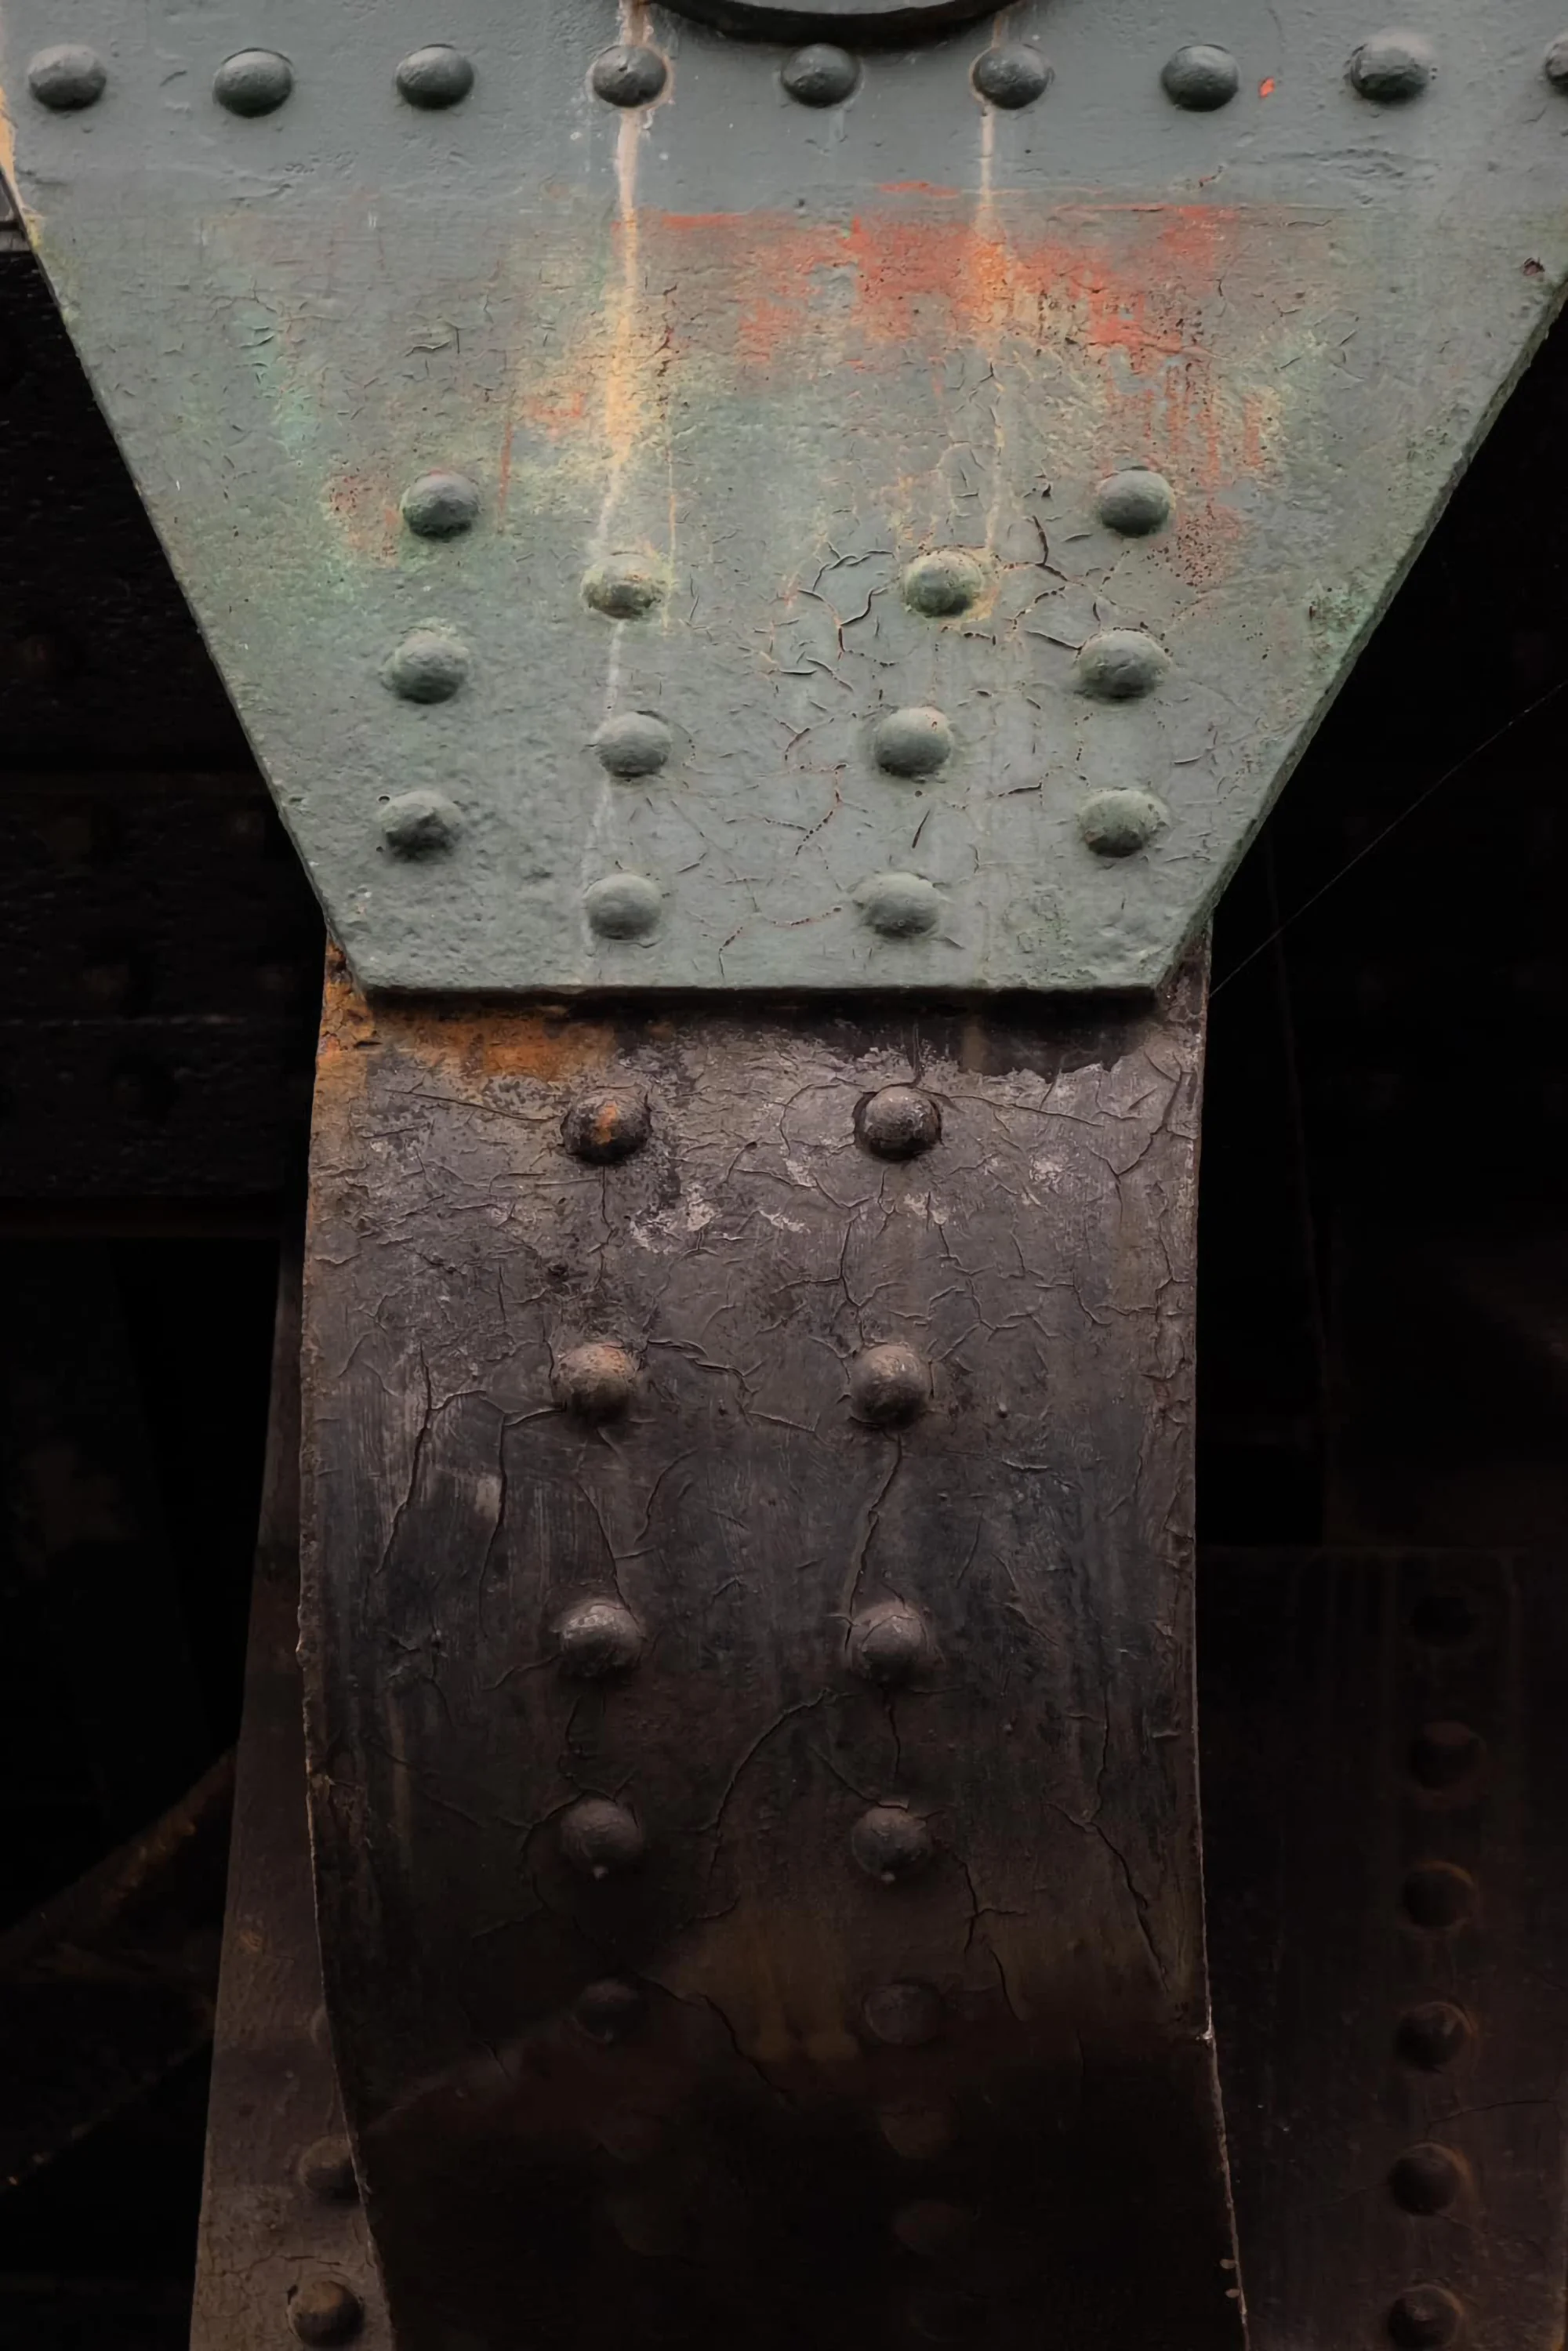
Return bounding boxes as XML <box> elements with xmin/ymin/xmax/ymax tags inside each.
<box><xmin>971</xmin><ymin>44</ymin><xmax>1051</xmax><ymax>108</ymax></box>
<box><xmin>857</xmin><ymin>873</ymin><xmax>940</xmax><ymax>940</ymax></box>
<box><xmin>583</xmin><ymin>557</ymin><xmax>664</xmax><ymax>618</ymax></box>
<box><xmin>383</xmin><ymin>628</ymin><xmax>470</xmax><ymax>703</ymax></box>
<box><xmin>288</xmin><ymin>2278</ymin><xmax>363</xmax><ymax>2346</ymax></box>
<box><xmin>1396</xmin><ymin>2000</ymin><xmax>1472</xmax><ymax>2072</ymax></box>
<box><xmin>782</xmin><ymin>44</ymin><xmax>859</xmax><ymax>105</ymax></box>
<box><xmin>27</xmin><ymin>44</ymin><xmax>107</xmax><ymax>108</ymax></box>
<box><xmin>1388</xmin><ymin>2142</ymin><xmax>1464</xmax><ymax>2215</ymax></box>
<box><xmin>562</xmin><ymin>1090</ymin><xmax>652</xmax><ymax>1164</ymax></box>
<box><xmin>1410</xmin><ymin>1720</ymin><xmax>1484</xmax><ymax>1791</ymax></box>
<box><xmin>1388</xmin><ymin>2287</ymin><xmax>1463</xmax><ymax>2349</ymax></box>
<box><xmin>848</xmin><ymin>1602</ymin><xmax>929</xmax><ymax>1686</ymax></box>
<box><xmin>561</xmin><ymin>1796</ymin><xmax>646</xmax><ymax>1880</ymax></box>
<box><xmin>1078</xmin><ymin>788</ymin><xmax>1168</xmax><ymax>858</ymax></box>
<box><xmin>862</xmin><ymin>1979</ymin><xmax>944</xmax><ymax>2047</ymax></box>
<box><xmin>1074</xmin><ymin>629</ymin><xmax>1169</xmax><ymax>701</ymax></box>
<box><xmin>903</xmin><ymin>550</ymin><xmax>985</xmax><ymax>618</ymax></box>
<box><xmin>873</xmin><ymin>707</ymin><xmax>953</xmax><ymax>778</ymax></box>
<box><xmin>592</xmin><ymin>44</ymin><xmax>667</xmax><ymax>105</ymax></box>
<box><xmin>573</xmin><ymin>1979</ymin><xmax>647</xmax><ymax>2042</ymax></box>
<box><xmin>849</xmin><ymin>1343</ymin><xmax>929</xmax><ymax>1427</ymax></box>
<box><xmin>856</xmin><ymin>1086</ymin><xmax>942</xmax><ymax>1161</ymax></box>
<box><xmin>397</xmin><ymin>45</ymin><xmax>475</xmax><ymax>107</ymax></box>
<box><xmin>593</xmin><ymin>713</ymin><xmax>673</xmax><ymax>778</ymax></box>
<box><xmin>379</xmin><ymin>789</ymin><xmax>461</xmax><ymax>858</ymax></box>
<box><xmin>584</xmin><ymin>873</ymin><xmax>662</xmax><ymax>941</ymax></box>
<box><xmin>553</xmin><ymin>1342</ymin><xmax>638</xmax><ymax>1420</ymax></box>
<box><xmin>851</xmin><ymin>1804</ymin><xmax>933</xmax><ymax>1885</ymax></box>
<box><xmin>1095</xmin><ymin>468</ymin><xmax>1174</xmax><ymax>535</ymax></box>
<box><xmin>1161</xmin><ymin>44</ymin><xmax>1239</xmax><ymax>108</ymax></box>
<box><xmin>1348</xmin><ymin>31</ymin><xmax>1435</xmax><ymax>101</ymax></box>
<box><xmin>1401</xmin><ymin>1861</ymin><xmax>1475</xmax><ymax>1932</ymax></box>
<box><xmin>296</xmin><ymin>2135</ymin><xmax>358</xmax><ymax>2203</ymax></box>
<box><xmin>214</xmin><ymin>49</ymin><xmax>294</xmax><ymax>116</ymax></box>
<box><xmin>556</xmin><ymin>1598</ymin><xmax>644</xmax><ymax>1678</ymax></box>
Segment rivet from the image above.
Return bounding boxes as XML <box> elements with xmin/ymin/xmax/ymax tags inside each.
<box><xmin>214</xmin><ymin>49</ymin><xmax>294</xmax><ymax>116</ymax></box>
<box><xmin>1401</xmin><ymin>1861</ymin><xmax>1475</xmax><ymax>1932</ymax></box>
<box><xmin>873</xmin><ymin>706</ymin><xmax>953</xmax><ymax>778</ymax></box>
<box><xmin>862</xmin><ymin>1980</ymin><xmax>944</xmax><ymax>2047</ymax></box>
<box><xmin>1388</xmin><ymin>2286</ymin><xmax>1463</xmax><ymax>2349</ymax></box>
<box><xmin>903</xmin><ymin>550</ymin><xmax>985</xmax><ymax>617</ymax></box>
<box><xmin>379</xmin><ymin>789</ymin><xmax>461</xmax><ymax>858</ymax></box>
<box><xmin>593</xmin><ymin>712</ymin><xmax>672</xmax><ymax>778</ymax></box>
<box><xmin>584</xmin><ymin>873</ymin><xmax>662</xmax><ymax>941</ymax></box>
<box><xmin>1388</xmin><ymin>2143</ymin><xmax>1464</xmax><ymax>2216</ymax></box>
<box><xmin>596</xmin><ymin>2109</ymin><xmax>665</xmax><ymax>2161</ymax></box>
<box><xmin>1078</xmin><ymin>787</ymin><xmax>1169</xmax><ymax>858</ymax></box>
<box><xmin>1348</xmin><ymin>32</ymin><xmax>1435</xmax><ymax>101</ymax></box>
<box><xmin>562</xmin><ymin>1090</ymin><xmax>652</xmax><ymax>1164</ymax></box>
<box><xmin>891</xmin><ymin>2200</ymin><xmax>977</xmax><ymax>2260</ymax></box>
<box><xmin>287</xmin><ymin>2279</ymin><xmax>363</xmax><ymax>2347</ymax></box>
<box><xmin>1396</xmin><ymin>2001</ymin><xmax>1472</xmax><ymax>2072</ymax></box>
<box><xmin>401</xmin><ymin>470</ymin><xmax>480</xmax><ymax>539</ymax></box>
<box><xmin>1161</xmin><ymin>44</ymin><xmax>1239</xmax><ymax>108</ymax></box>
<box><xmin>851</xmin><ymin>1803</ymin><xmax>934</xmax><ymax>1885</ymax></box>
<box><xmin>1095</xmin><ymin>468</ymin><xmax>1174</xmax><ymax>535</ymax></box>
<box><xmin>556</xmin><ymin>1598</ymin><xmax>644</xmax><ymax>1678</ymax></box>
<box><xmin>591</xmin><ymin>44</ymin><xmax>666</xmax><ymax>106</ymax></box>
<box><xmin>857</xmin><ymin>1085</ymin><xmax>942</xmax><ymax>1160</ymax></box>
<box><xmin>561</xmin><ymin>1795</ymin><xmax>646</xmax><ymax>1880</ymax></box>
<box><xmin>878</xmin><ymin>2098</ymin><xmax>958</xmax><ymax>2161</ymax></box>
<box><xmin>1545</xmin><ymin>34</ymin><xmax>1568</xmax><ymax>88</ymax></box>
<box><xmin>583</xmin><ymin>557</ymin><xmax>664</xmax><ymax>619</ymax></box>
<box><xmin>782</xmin><ymin>43</ymin><xmax>858</xmax><ymax>105</ymax></box>
<box><xmin>573</xmin><ymin>1978</ymin><xmax>647</xmax><ymax>2042</ymax></box>
<box><xmin>396</xmin><ymin>45</ymin><xmax>475</xmax><ymax>107</ymax></box>
<box><xmin>1074</xmin><ymin>629</ymin><xmax>1169</xmax><ymax>700</ymax></box>
<box><xmin>553</xmin><ymin>1342</ymin><xmax>638</xmax><ymax>1420</ymax></box>
<box><xmin>27</xmin><ymin>44</ymin><xmax>107</xmax><ymax>109</ymax></box>
<box><xmin>1410</xmin><ymin>1721</ymin><xmax>1484</xmax><ymax>1791</ymax></box>
<box><xmin>857</xmin><ymin>873</ymin><xmax>940</xmax><ymax>940</ymax></box>
<box><xmin>1410</xmin><ymin>1591</ymin><xmax>1477</xmax><ymax>1645</ymax></box>
<box><xmin>848</xmin><ymin>1601</ymin><xmax>929</xmax><ymax>1686</ymax></box>
<box><xmin>971</xmin><ymin>43</ymin><xmax>1051</xmax><ymax>107</ymax></box>
<box><xmin>296</xmin><ymin>2136</ymin><xmax>358</xmax><ymax>2204</ymax></box>
<box><xmin>382</xmin><ymin>628</ymin><xmax>470</xmax><ymax>703</ymax></box>
<box><xmin>849</xmin><ymin>1342</ymin><xmax>929</xmax><ymax>1427</ymax></box>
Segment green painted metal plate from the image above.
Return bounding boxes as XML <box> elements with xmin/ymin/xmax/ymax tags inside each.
<box><xmin>2</xmin><ymin>0</ymin><xmax>1566</xmax><ymax>994</ymax></box>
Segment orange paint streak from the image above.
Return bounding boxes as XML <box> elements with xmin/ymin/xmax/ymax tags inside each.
<box><xmin>1259</xmin><ymin>76</ymin><xmax>1276</xmax><ymax>96</ymax></box>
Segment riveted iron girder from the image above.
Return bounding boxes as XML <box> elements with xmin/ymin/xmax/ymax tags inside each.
<box><xmin>2</xmin><ymin>0</ymin><xmax>1566</xmax><ymax>994</ymax></box>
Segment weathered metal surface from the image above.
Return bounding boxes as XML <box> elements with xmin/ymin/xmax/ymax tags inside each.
<box><xmin>299</xmin><ymin>951</ymin><xmax>1240</xmax><ymax>2346</ymax></box>
<box><xmin>191</xmin><ymin>1259</ymin><xmax>389</xmax><ymax>2351</ymax></box>
<box><xmin>1203</xmin><ymin>1549</ymin><xmax>1568</xmax><ymax>2351</ymax></box>
<box><xmin>2</xmin><ymin>0</ymin><xmax>1566</xmax><ymax>994</ymax></box>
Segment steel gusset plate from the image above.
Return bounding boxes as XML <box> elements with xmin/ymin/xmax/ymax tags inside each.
<box><xmin>3</xmin><ymin>0</ymin><xmax>1567</xmax><ymax>994</ymax></box>
<box><xmin>298</xmin><ymin>957</ymin><xmax>1241</xmax><ymax>2348</ymax></box>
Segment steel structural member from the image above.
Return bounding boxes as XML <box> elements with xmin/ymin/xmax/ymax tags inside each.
<box><xmin>2</xmin><ymin>0</ymin><xmax>1566</xmax><ymax>2341</ymax></box>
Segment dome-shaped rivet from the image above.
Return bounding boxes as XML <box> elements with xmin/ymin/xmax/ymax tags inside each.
<box><xmin>878</xmin><ymin>2098</ymin><xmax>959</xmax><ymax>2161</ymax></box>
<box><xmin>379</xmin><ymin>789</ymin><xmax>461</xmax><ymax>858</ymax></box>
<box><xmin>583</xmin><ymin>557</ymin><xmax>664</xmax><ymax>619</ymax></box>
<box><xmin>971</xmin><ymin>43</ymin><xmax>1051</xmax><ymax>107</ymax></box>
<box><xmin>562</xmin><ymin>1090</ymin><xmax>652</xmax><ymax>1164</ymax></box>
<box><xmin>1161</xmin><ymin>44</ymin><xmax>1239</xmax><ymax>108</ymax></box>
<box><xmin>782</xmin><ymin>42</ymin><xmax>858</xmax><ymax>105</ymax></box>
<box><xmin>383</xmin><ymin>628</ymin><xmax>470</xmax><ymax>703</ymax></box>
<box><xmin>1545</xmin><ymin>33</ymin><xmax>1568</xmax><ymax>87</ymax></box>
<box><xmin>856</xmin><ymin>1086</ymin><xmax>942</xmax><ymax>1160</ymax></box>
<box><xmin>848</xmin><ymin>1601</ymin><xmax>929</xmax><ymax>1686</ymax></box>
<box><xmin>1078</xmin><ymin>787</ymin><xmax>1169</xmax><ymax>858</ymax></box>
<box><xmin>553</xmin><ymin>1342</ymin><xmax>638</xmax><ymax>1420</ymax></box>
<box><xmin>873</xmin><ymin>706</ymin><xmax>953</xmax><ymax>778</ymax></box>
<box><xmin>1395</xmin><ymin>2000</ymin><xmax>1472</xmax><ymax>2072</ymax></box>
<box><xmin>849</xmin><ymin>1343</ymin><xmax>928</xmax><ymax>1426</ymax></box>
<box><xmin>214</xmin><ymin>49</ymin><xmax>293</xmax><ymax>116</ymax></box>
<box><xmin>401</xmin><ymin>470</ymin><xmax>480</xmax><ymax>539</ymax></box>
<box><xmin>593</xmin><ymin>713</ymin><xmax>672</xmax><ymax>778</ymax></box>
<box><xmin>584</xmin><ymin>873</ymin><xmax>662</xmax><ymax>941</ymax></box>
<box><xmin>296</xmin><ymin>2135</ymin><xmax>357</xmax><ymax>2203</ymax></box>
<box><xmin>396</xmin><ymin>45</ymin><xmax>475</xmax><ymax>107</ymax></box>
<box><xmin>862</xmin><ymin>1979</ymin><xmax>943</xmax><ymax>2046</ymax></box>
<box><xmin>1410</xmin><ymin>1720</ymin><xmax>1483</xmax><ymax>1790</ymax></box>
<box><xmin>1388</xmin><ymin>2142</ymin><xmax>1465</xmax><ymax>2216</ymax></box>
<box><xmin>1401</xmin><ymin>1860</ymin><xmax>1475</xmax><ymax>1932</ymax></box>
<box><xmin>27</xmin><ymin>44</ymin><xmax>107</xmax><ymax>108</ymax></box>
<box><xmin>857</xmin><ymin>873</ymin><xmax>940</xmax><ymax>939</ymax></box>
<box><xmin>1095</xmin><ymin>468</ymin><xmax>1174</xmax><ymax>535</ymax></box>
<box><xmin>591</xmin><ymin>44</ymin><xmax>666</xmax><ymax>106</ymax></box>
<box><xmin>287</xmin><ymin>2279</ymin><xmax>363</xmax><ymax>2346</ymax></box>
<box><xmin>903</xmin><ymin>550</ymin><xmax>985</xmax><ymax>617</ymax></box>
<box><xmin>1388</xmin><ymin>2286</ymin><xmax>1463</xmax><ymax>2349</ymax></box>
<box><xmin>561</xmin><ymin>1796</ymin><xmax>645</xmax><ymax>1879</ymax></box>
<box><xmin>556</xmin><ymin>1598</ymin><xmax>644</xmax><ymax>1678</ymax></box>
<box><xmin>573</xmin><ymin>1978</ymin><xmax>647</xmax><ymax>2042</ymax></box>
<box><xmin>1348</xmin><ymin>31</ymin><xmax>1435</xmax><ymax>101</ymax></box>
<box><xmin>892</xmin><ymin>2200</ymin><xmax>977</xmax><ymax>2260</ymax></box>
<box><xmin>1074</xmin><ymin>629</ymin><xmax>1169</xmax><ymax>700</ymax></box>
<box><xmin>851</xmin><ymin>1803</ymin><xmax>933</xmax><ymax>1884</ymax></box>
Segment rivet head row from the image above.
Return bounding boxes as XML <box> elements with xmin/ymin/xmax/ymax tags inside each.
<box><xmin>1388</xmin><ymin>2286</ymin><xmax>1463</xmax><ymax>2348</ymax></box>
<box><xmin>852</xmin><ymin>1804</ymin><xmax>934</xmax><ymax>1884</ymax></box>
<box><xmin>1075</xmin><ymin>629</ymin><xmax>1169</xmax><ymax>701</ymax></box>
<box><xmin>850</xmin><ymin>1342</ymin><xmax>929</xmax><ymax>1425</ymax></box>
<box><xmin>1387</xmin><ymin>2142</ymin><xmax>1464</xmax><ymax>2215</ymax></box>
<box><xmin>554</xmin><ymin>1341</ymin><xmax>638</xmax><ymax>1420</ymax></box>
<box><xmin>397</xmin><ymin>45</ymin><xmax>474</xmax><ymax>108</ymax></box>
<box><xmin>296</xmin><ymin>2135</ymin><xmax>358</xmax><ymax>2204</ymax></box>
<box><xmin>401</xmin><ymin>470</ymin><xmax>480</xmax><ymax>539</ymax></box>
<box><xmin>556</xmin><ymin>1598</ymin><xmax>644</xmax><ymax>1678</ymax></box>
<box><xmin>863</xmin><ymin>1979</ymin><xmax>943</xmax><ymax>2046</ymax></box>
<box><xmin>893</xmin><ymin>2200</ymin><xmax>976</xmax><ymax>2259</ymax></box>
<box><xmin>583</xmin><ymin>557</ymin><xmax>663</xmax><ymax>619</ymax></box>
<box><xmin>880</xmin><ymin>2097</ymin><xmax>958</xmax><ymax>2161</ymax></box>
<box><xmin>856</xmin><ymin>1085</ymin><xmax>941</xmax><ymax>1160</ymax></box>
<box><xmin>1547</xmin><ymin>33</ymin><xmax>1568</xmax><ymax>87</ymax></box>
<box><xmin>562</xmin><ymin>1089</ymin><xmax>652</xmax><ymax>1163</ymax></box>
<box><xmin>1095</xmin><ymin>467</ymin><xmax>1174</xmax><ymax>535</ymax></box>
<box><xmin>585</xmin><ymin>873</ymin><xmax>662</xmax><ymax>941</ymax></box>
<box><xmin>288</xmin><ymin>2278</ymin><xmax>364</xmax><ymax>2346</ymax></box>
<box><xmin>380</xmin><ymin>788</ymin><xmax>461</xmax><ymax>858</ymax></box>
<box><xmin>858</xmin><ymin>873</ymin><xmax>940</xmax><ymax>939</ymax></box>
<box><xmin>1161</xmin><ymin>44</ymin><xmax>1238</xmax><ymax>109</ymax></box>
<box><xmin>1410</xmin><ymin>1719</ymin><xmax>1483</xmax><ymax>1790</ymax></box>
<box><xmin>903</xmin><ymin>550</ymin><xmax>985</xmax><ymax>617</ymax></box>
<box><xmin>783</xmin><ymin>44</ymin><xmax>858</xmax><ymax>106</ymax></box>
<box><xmin>874</xmin><ymin>706</ymin><xmax>953</xmax><ymax>778</ymax></box>
<box><xmin>573</xmin><ymin>1978</ymin><xmax>645</xmax><ymax>2042</ymax></box>
<box><xmin>848</xmin><ymin>1599</ymin><xmax>930</xmax><ymax>1685</ymax></box>
<box><xmin>383</xmin><ymin>627</ymin><xmax>469</xmax><ymax>703</ymax></box>
<box><xmin>972</xmin><ymin>43</ymin><xmax>1051</xmax><ymax>108</ymax></box>
<box><xmin>27</xmin><ymin>44</ymin><xmax>107</xmax><ymax>108</ymax></box>
<box><xmin>593</xmin><ymin>712</ymin><xmax>672</xmax><ymax>777</ymax></box>
<box><xmin>1401</xmin><ymin>1859</ymin><xmax>1475</xmax><ymax>1931</ymax></box>
<box><xmin>561</xmin><ymin>1796</ymin><xmax>645</xmax><ymax>1879</ymax></box>
<box><xmin>1395</xmin><ymin>1999</ymin><xmax>1472</xmax><ymax>2071</ymax></box>
<box><xmin>214</xmin><ymin>49</ymin><xmax>294</xmax><ymax>116</ymax></box>
<box><xmin>1348</xmin><ymin>31</ymin><xmax>1435</xmax><ymax>101</ymax></box>
<box><xmin>1079</xmin><ymin>787</ymin><xmax>1168</xmax><ymax>858</ymax></box>
<box><xmin>591</xmin><ymin>44</ymin><xmax>666</xmax><ymax>107</ymax></box>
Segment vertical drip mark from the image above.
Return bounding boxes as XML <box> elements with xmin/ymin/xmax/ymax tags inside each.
<box><xmin>977</xmin><ymin>9</ymin><xmax>1011</xmax><ymax>557</ymax></box>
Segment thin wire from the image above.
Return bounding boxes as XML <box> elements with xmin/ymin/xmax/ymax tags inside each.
<box><xmin>1210</xmin><ymin>673</ymin><xmax>1568</xmax><ymax>1000</ymax></box>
